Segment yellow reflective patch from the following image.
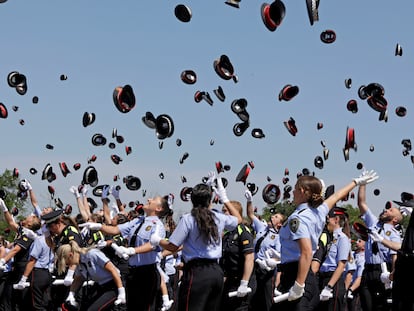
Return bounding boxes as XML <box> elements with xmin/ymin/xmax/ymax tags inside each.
<box><xmin>242</xmin><ymin>240</ymin><xmax>249</xmax><ymax>245</ymax></box>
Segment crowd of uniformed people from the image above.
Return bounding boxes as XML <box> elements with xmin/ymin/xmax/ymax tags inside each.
<box><xmin>0</xmin><ymin>168</ymin><xmax>413</xmax><ymax>311</ymax></box>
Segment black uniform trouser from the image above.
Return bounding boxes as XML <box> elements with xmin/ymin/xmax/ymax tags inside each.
<box><xmin>178</xmin><ymin>259</ymin><xmax>224</xmax><ymax>311</ymax></box>
<box><xmin>251</xmin><ymin>263</ymin><xmax>274</xmax><ymax>311</ymax></box>
<box><xmin>221</xmin><ymin>272</ymin><xmax>257</xmax><ymax>311</ymax></box>
<box><xmin>359</xmin><ymin>264</ymin><xmax>390</xmax><ymax>311</ymax></box>
<box><xmin>392</xmin><ymin>255</ymin><xmax>414</xmax><ymax>311</ymax></box>
<box><xmin>0</xmin><ymin>271</ymin><xmax>11</xmax><ymax>311</ymax></box>
<box><xmin>316</xmin><ymin>271</ymin><xmax>346</xmax><ymax>311</ymax></box>
<box><xmin>79</xmin><ymin>279</ymin><xmax>117</xmax><ymax>311</ymax></box>
<box><xmin>127</xmin><ymin>264</ymin><xmax>160</xmax><ymax>311</ymax></box>
<box><xmin>10</xmin><ymin>267</ymin><xmax>31</xmax><ymax>311</ymax></box>
<box><xmin>274</xmin><ymin>261</ymin><xmax>319</xmax><ymax>311</ymax></box>
<box><xmin>31</xmin><ymin>268</ymin><xmax>53</xmax><ymax>311</ymax></box>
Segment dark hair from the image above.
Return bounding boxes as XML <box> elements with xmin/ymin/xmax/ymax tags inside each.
<box><xmin>157</xmin><ymin>195</ymin><xmax>171</xmax><ymax>219</ymax></box>
<box><xmin>297</xmin><ymin>176</ymin><xmax>324</xmax><ymax>208</ymax></box>
<box><xmin>190</xmin><ymin>184</ymin><xmax>219</xmax><ymax>244</ymax></box>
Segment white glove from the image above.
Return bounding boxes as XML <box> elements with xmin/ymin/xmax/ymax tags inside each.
<box><xmin>244</xmin><ymin>190</ymin><xmax>253</xmax><ymax>203</ymax></box>
<box><xmin>78</xmin><ymin>222</ymin><xmax>102</xmax><ymax>231</ymax></box>
<box><xmin>22</xmin><ymin>227</ymin><xmax>38</xmax><ymax>240</ymax></box>
<box><xmin>0</xmin><ymin>198</ymin><xmax>8</xmax><ymax>212</ymax></box>
<box><xmin>400</xmin><ymin>206</ymin><xmax>413</xmax><ymax>217</ymax></box>
<box><xmin>81</xmin><ymin>184</ymin><xmax>89</xmax><ymax>196</ymax></box>
<box><xmin>237</xmin><ymin>280</ymin><xmax>250</xmax><ymax>297</ymax></box>
<box><xmin>21</xmin><ymin>179</ymin><xmax>32</xmax><ymax>191</ymax></box>
<box><xmin>265</xmin><ymin>248</ymin><xmax>281</xmax><ymax>261</ymax></box>
<box><xmin>69</xmin><ymin>186</ymin><xmax>80</xmax><ymax>199</ymax></box>
<box><xmin>274</xmin><ymin>288</ymin><xmax>283</xmax><ymax>297</ymax></box>
<box><xmin>114</xmin><ymin>287</ymin><xmax>126</xmax><ymax>305</ymax></box>
<box><xmin>369</xmin><ymin>230</ymin><xmax>384</xmax><ymax>243</ymax></box>
<box><xmin>111</xmin><ymin>186</ymin><xmax>120</xmax><ymax>200</ymax></box>
<box><xmin>0</xmin><ymin>258</ymin><xmax>6</xmax><ymax>271</ymax></box>
<box><xmin>111</xmin><ymin>243</ymin><xmax>130</xmax><ymax>260</ymax></box>
<box><xmin>288</xmin><ymin>281</ymin><xmax>305</xmax><ymax>301</ymax></box>
<box><xmin>347</xmin><ymin>289</ymin><xmax>354</xmax><ymax>299</ymax></box>
<box><xmin>206</xmin><ymin>171</ymin><xmax>216</xmax><ymax>187</ymax></box>
<box><xmin>95</xmin><ymin>239</ymin><xmax>107</xmax><ymax>249</ymax></box>
<box><xmin>353</xmin><ymin>170</ymin><xmax>379</xmax><ymax>186</ymax></box>
<box><xmin>265</xmin><ymin>258</ymin><xmax>279</xmax><ymax>269</ymax></box>
<box><xmin>212</xmin><ymin>177</ymin><xmax>229</xmax><ymax>203</ymax></box>
<box><xmin>101</xmin><ymin>185</ymin><xmax>110</xmax><ymax>200</ymax></box>
<box><xmin>320</xmin><ymin>286</ymin><xmax>333</xmax><ymax>301</ymax></box>
<box><xmin>66</xmin><ymin>291</ymin><xmax>78</xmax><ymax>308</ymax></box>
<box><xmin>150</xmin><ymin>232</ymin><xmax>162</xmax><ymax>247</ymax></box>
<box><xmin>14</xmin><ymin>276</ymin><xmax>29</xmax><ymax>290</ymax></box>
<box><xmin>63</xmin><ymin>269</ymin><xmax>75</xmax><ymax>286</ymax></box>
<box><xmin>125</xmin><ymin>247</ymin><xmax>135</xmax><ymax>256</ymax></box>
<box><xmin>380</xmin><ymin>272</ymin><xmax>390</xmax><ymax>284</ymax></box>
<box><xmin>255</xmin><ymin>258</ymin><xmax>271</xmax><ymax>271</ymax></box>
<box><xmin>161</xmin><ymin>294</ymin><xmax>174</xmax><ymax>311</ymax></box>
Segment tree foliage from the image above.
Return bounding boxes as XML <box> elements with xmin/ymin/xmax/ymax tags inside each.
<box><xmin>0</xmin><ymin>169</ymin><xmax>29</xmax><ymax>241</ymax></box>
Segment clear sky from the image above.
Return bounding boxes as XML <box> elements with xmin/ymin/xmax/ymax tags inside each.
<box><xmin>0</xmin><ymin>0</ymin><xmax>413</xmax><ymax>218</ymax></box>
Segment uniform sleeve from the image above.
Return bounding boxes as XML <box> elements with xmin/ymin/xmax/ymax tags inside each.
<box><xmin>336</xmin><ymin>235</ymin><xmax>351</xmax><ymax>262</ymax></box>
<box><xmin>252</xmin><ymin>217</ymin><xmax>266</xmax><ymax>234</ymax></box>
<box><xmin>15</xmin><ymin>235</ymin><xmax>33</xmax><ymax>250</ymax></box>
<box><xmin>361</xmin><ymin>209</ymin><xmax>377</xmax><ymax>228</ymax></box>
<box><xmin>238</xmin><ymin>225</ymin><xmax>254</xmax><ymax>254</ymax></box>
<box><xmin>168</xmin><ymin>215</ymin><xmax>190</xmax><ymax>247</ymax></box>
<box><xmin>289</xmin><ymin>215</ymin><xmax>311</xmax><ymax>241</ymax></box>
<box><xmin>29</xmin><ymin>237</ymin><xmax>42</xmax><ymax>261</ymax></box>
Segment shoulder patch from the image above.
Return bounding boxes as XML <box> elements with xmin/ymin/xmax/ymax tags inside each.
<box><xmin>242</xmin><ymin>240</ymin><xmax>249</xmax><ymax>245</ymax></box>
<box><xmin>289</xmin><ymin>218</ymin><xmax>300</xmax><ymax>233</ymax></box>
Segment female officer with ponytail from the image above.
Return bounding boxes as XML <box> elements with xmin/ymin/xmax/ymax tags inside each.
<box><xmin>275</xmin><ymin>170</ymin><xmax>378</xmax><ymax>311</ymax></box>
<box><xmin>151</xmin><ymin>173</ymin><xmax>242</xmax><ymax>311</ymax></box>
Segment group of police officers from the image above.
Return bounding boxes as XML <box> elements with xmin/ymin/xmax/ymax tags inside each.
<box><xmin>0</xmin><ymin>171</ymin><xmax>413</xmax><ymax>311</ymax></box>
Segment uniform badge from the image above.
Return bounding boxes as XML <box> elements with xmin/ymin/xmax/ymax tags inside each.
<box><xmin>69</xmin><ymin>236</ymin><xmax>74</xmax><ymax>240</ymax></box>
<box><xmin>289</xmin><ymin>218</ymin><xmax>300</xmax><ymax>233</ymax></box>
<box><xmin>386</xmin><ymin>231</ymin><xmax>391</xmax><ymax>236</ymax></box>
<box><xmin>271</xmin><ymin>235</ymin><xmax>275</xmax><ymax>240</ymax></box>
<box><xmin>242</xmin><ymin>240</ymin><xmax>249</xmax><ymax>245</ymax></box>
<box><xmin>145</xmin><ymin>225</ymin><xmax>152</xmax><ymax>231</ymax></box>
<box><xmin>333</xmin><ymin>239</ymin><xmax>337</xmax><ymax>244</ymax></box>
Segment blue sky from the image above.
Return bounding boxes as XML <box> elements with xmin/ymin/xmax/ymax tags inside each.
<box><xmin>1</xmin><ymin>0</ymin><xmax>413</xmax><ymax>218</ymax></box>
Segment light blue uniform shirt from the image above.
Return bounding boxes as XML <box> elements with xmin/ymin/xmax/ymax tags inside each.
<box><xmin>252</xmin><ymin>217</ymin><xmax>280</xmax><ymax>260</ymax></box>
<box><xmin>76</xmin><ymin>248</ymin><xmax>119</xmax><ymax>285</ymax></box>
<box><xmin>280</xmin><ymin>203</ymin><xmax>329</xmax><ymax>264</ymax></box>
<box><xmin>362</xmin><ymin>209</ymin><xmax>401</xmax><ymax>264</ymax></box>
<box><xmin>29</xmin><ymin>236</ymin><xmax>54</xmax><ymax>270</ymax></box>
<box><xmin>168</xmin><ymin>210</ymin><xmax>238</xmax><ymax>263</ymax></box>
<box><xmin>320</xmin><ymin>228</ymin><xmax>350</xmax><ymax>272</ymax></box>
<box><xmin>118</xmin><ymin>216</ymin><xmax>166</xmax><ymax>267</ymax></box>
<box><xmin>352</xmin><ymin>251</ymin><xmax>365</xmax><ymax>281</ymax></box>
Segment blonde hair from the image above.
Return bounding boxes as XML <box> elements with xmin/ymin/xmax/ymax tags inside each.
<box><xmin>229</xmin><ymin>200</ymin><xmax>243</xmax><ymax>216</ymax></box>
<box><xmin>56</xmin><ymin>240</ymin><xmax>89</xmax><ymax>274</ymax></box>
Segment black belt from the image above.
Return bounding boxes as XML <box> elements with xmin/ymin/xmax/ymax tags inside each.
<box><xmin>33</xmin><ymin>267</ymin><xmax>49</xmax><ymax>271</ymax></box>
<box><xmin>129</xmin><ymin>263</ymin><xmax>156</xmax><ymax>271</ymax></box>
<box><xmin>185</xmin><ymin>258</ymin><xmax>218</xmax><ymax>267</ymax></box>
<box><xmin>364</xmin><ymin>263</ymin><xmax>381</xmax><ymax>271</ymax></box>
<box><xmin>278</xmin><ymin>261</ymin><xmax>298</xmax><ymax>273</ymax></box>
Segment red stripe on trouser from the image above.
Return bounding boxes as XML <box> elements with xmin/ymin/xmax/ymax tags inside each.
<box><xmin>185</xmin><ymin>268</ymin><xmax>194</xmax><ymax>311</ymax></box>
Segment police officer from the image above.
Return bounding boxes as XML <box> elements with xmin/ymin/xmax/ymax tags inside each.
<box><xmin>14</xmin><ymin>233</ymin><xmax>55</xmax><ymax>311</ymax></box>
<box><xmin>245</xmin><ymin>190</ymin><xmax>284</xmax><ymax>311</ymax></box>
<box><xmin>80</xmin><ymin>194</ymin><xmax>171</xmax><ymax>311</ymax></box>
<box><xmin>56</xmin><ymin>240</ymin><xmax>126</xmax><ymax>310</ymax></box>
<box><xmin>276</xmin><ymin>171</ymin><xmax>378</xmax><ymax>311</ymax></box>
<box><xmin>41</xmin><ymin>208</ymin><xmax>85</xmax><ymax>311</ymax></box>
<box><xmin>317</xmin><ymin>207</ymin><xmax>351</xmax><ymax>311</ymax></box>
<box><xmin>0</xmin><ymin>197</ymin><xmax>40</xmax><ymax>310</ymax></box>
<box><xmin>151</xmin><ymin>177</ymin><xmax>242</xmax><ymax>311</ymax></box>
<box><xmin>346</xmin><ymin>239</ymin><xmax>365</xmax><ymax>311</ymax></box>
<box><xmin>220</xmin><ymin>200</ymin><xmax>256</xmax><ymax>311</ymax></box>
<box><xmin>357</xmin><ymin>184</ymin><xmax>402</xmax><ymax>311</ymax></box>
